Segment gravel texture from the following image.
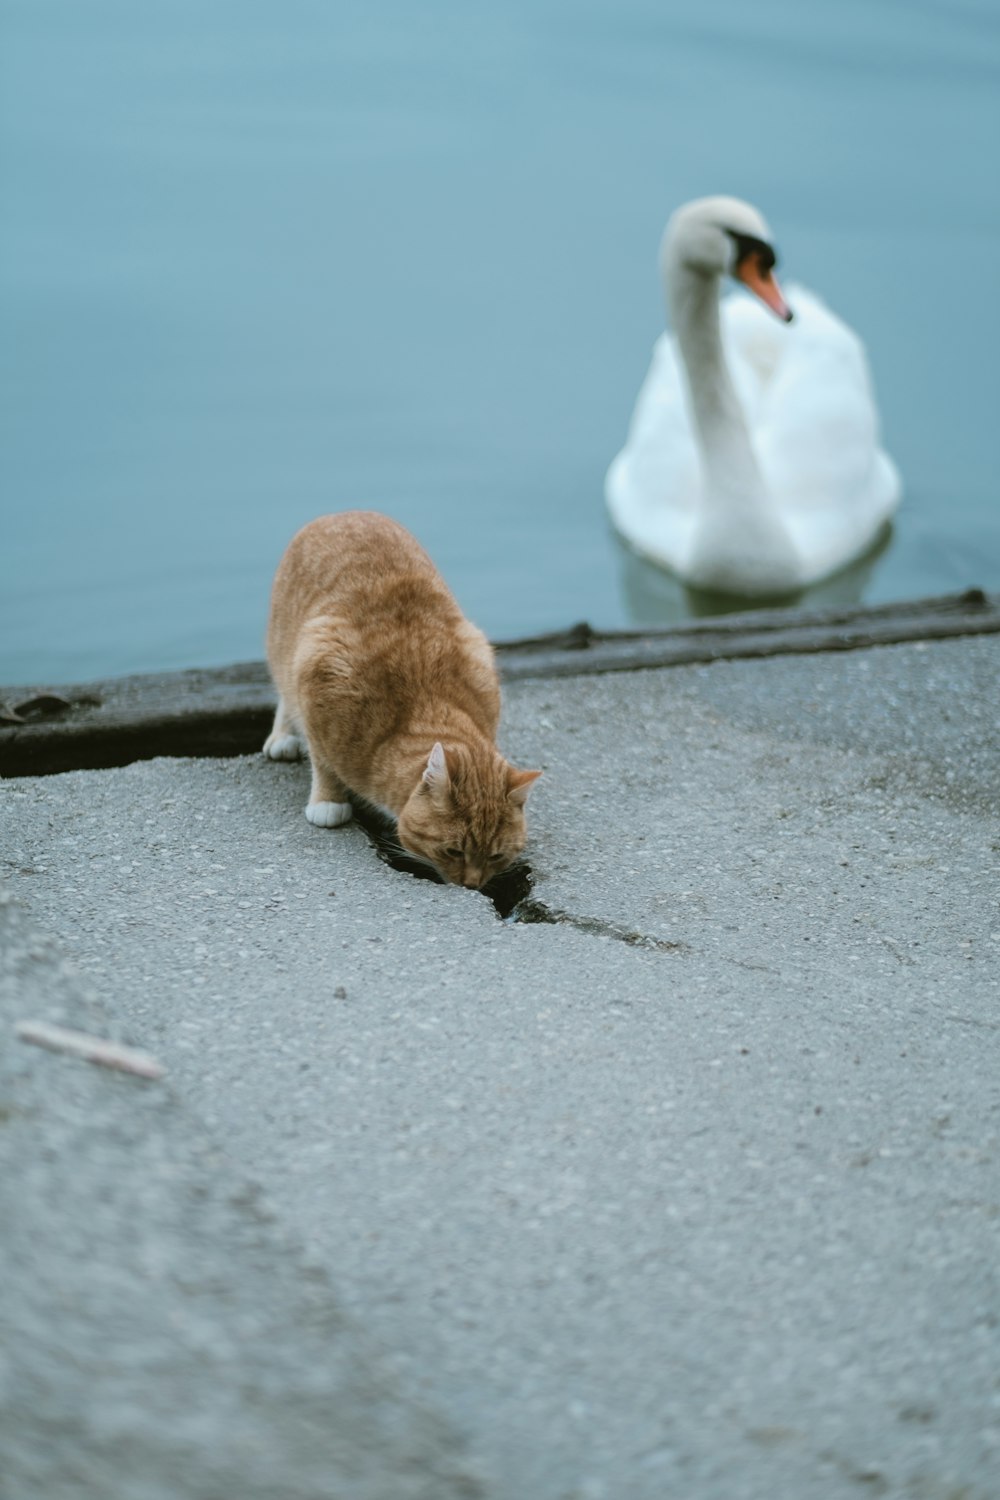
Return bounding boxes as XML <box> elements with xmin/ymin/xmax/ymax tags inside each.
<box><xmin>2</xmin><ymin>634</ymin><xmax>999</xmax><ymax>1499</ymax></box>
<box><xmin>0</xmin><ymin>893</ymin><xmax>484</xmax><ymax>1500</ymax></box>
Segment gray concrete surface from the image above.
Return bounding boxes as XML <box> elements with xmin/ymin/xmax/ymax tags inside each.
<box><xmin>2</xmin><ymin>635</ymin><xmax>999</xmax><ymax>1499</ymax></box>
<box><xmin>0</xmin><ymin>895</ymin><xmax>485</xmax><ymax>1500</ymax></box>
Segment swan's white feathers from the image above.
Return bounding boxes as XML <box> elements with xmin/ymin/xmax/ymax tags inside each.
<box><xmin>607</xmin><ymin>253</ymin><xmax>902</xmax><ymax>593</ymax></box>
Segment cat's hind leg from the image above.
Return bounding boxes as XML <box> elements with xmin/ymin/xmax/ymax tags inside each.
<box><xmin>263</xmin><ymin>698</ymin><xmax>305</xmax><ymax>761</ymax></box>
<box><xmin>305</xmin><ymin>759</ymin><xmax>353</xmax><ymax>828</ymax></box>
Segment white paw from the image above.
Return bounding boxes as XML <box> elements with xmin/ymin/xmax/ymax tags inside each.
<box><xmin>305</xmin><ymin>800</ymin><xmax>353</xmax><ymax>828</ymax></box>
<box><xmin>264</xmin><ymin>733</ymin><xmax>304</xmax><ymax>761</ymax></box>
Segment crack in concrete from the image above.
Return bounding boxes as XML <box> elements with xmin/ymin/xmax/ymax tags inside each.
<box><xmin>510</xmin><ymin>897</ymin><xmax>687</xmax><ymax>954</ymax></box>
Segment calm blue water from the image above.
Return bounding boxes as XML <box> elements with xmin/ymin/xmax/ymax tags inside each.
<box><xmin>2</xmin><ymin>0</ymin><xmax>998</xmax><ymax>684</ymax></box>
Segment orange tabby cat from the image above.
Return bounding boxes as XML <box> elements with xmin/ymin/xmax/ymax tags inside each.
<box><xmin>264</xmin><ymin>511</ymin><xmax>541</xmax><ymax>888</ymax></box>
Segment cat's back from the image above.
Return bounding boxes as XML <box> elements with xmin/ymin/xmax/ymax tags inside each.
<box><xmin>274</xmin><ymin>510</ymin><xmax>439</xmax><ymax>610</ymax></box>
<box><xmin>268</xmin><ymin>511</ymin><xmax>445</xmax><ymax>656</ymax></box>
<box><xmin>268</xmin><ymin>511</ymin><xmax>497</xmax><ymax>732</ymax></box>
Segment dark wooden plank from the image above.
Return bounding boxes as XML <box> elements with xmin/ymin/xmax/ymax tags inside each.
<box><xmin>0</xmin><ymin>665</ymin><xmax>275</xmax><ymax>777</ymax></box>
<box><xmin>492</xmin><ymin>587</ymin><xmax>997</xmax><ymax>650</ymax></box>
<box><xmin>499</xmin><ymin>600</ymin><xmax>1000</xmax><ymax>680</ymax></box>
<box><xmin>3</xmin><ymin>591</ymin><xmax>997</xmax><ymax>778</ymax></box>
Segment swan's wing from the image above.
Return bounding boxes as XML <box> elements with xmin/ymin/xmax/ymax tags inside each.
<box><xmin>605</xmin><ymin>332</ymin><xmax>700</xmax><ymax>571</ymax></box>
<box><xmin>608</xmin><ymin>288</ymin><xmax>902</xmax><ymax>586</ymax></box>
<box><xmin>731</xmin><ymin>285</ymin><xmax>902</xmax><ymax>581</ymax></box>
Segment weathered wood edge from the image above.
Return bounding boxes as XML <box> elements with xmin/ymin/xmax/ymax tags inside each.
<box><xmin>2</xmin><ymin>589</ymin><xmax>997</xmax><ymax>779</ymax></box>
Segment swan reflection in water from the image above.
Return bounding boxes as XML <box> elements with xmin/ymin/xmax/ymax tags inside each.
<box><xmin>611</xmin><ymin>520</ymin><xmax>895</xmax><ymax>628</ymax></box>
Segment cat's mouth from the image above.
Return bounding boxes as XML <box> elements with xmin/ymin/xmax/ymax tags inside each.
<box><xmin>349</xmin><ymin>800</ymin><xmax>534</xmax><ymax>919</ymax></box>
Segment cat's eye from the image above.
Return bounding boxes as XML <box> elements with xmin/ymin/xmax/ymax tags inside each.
<box><xmin>488</xmin><ymin>852</ymin><xmax>507</xmax><ymax>864</ymax></box>
<box><xmin>444</xmin><ymin>847</ymin><xmax>464</xmax><ymax>860</ymax></box>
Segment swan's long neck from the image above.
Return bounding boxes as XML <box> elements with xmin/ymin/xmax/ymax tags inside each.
<box><xmin>664</xmin><ymin>255</ymin><xmax>802</xmax><ymax>593</ymax></box>
<box><xmin>668</xmin><ymin>263</ymin><xmax>765</xmax><ymax>505</ymax></box>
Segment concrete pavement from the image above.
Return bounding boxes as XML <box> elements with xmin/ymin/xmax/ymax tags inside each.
<box><xmin>2</xmin><ymin>633</ymin><xmax>999</xmax><ymax>1498</ymax></box>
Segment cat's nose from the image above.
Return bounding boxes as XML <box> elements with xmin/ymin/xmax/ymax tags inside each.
<box><xmin>462</xmin><ymin>869</ymin><xmax>484</xmax><ymax>889</ymax></box>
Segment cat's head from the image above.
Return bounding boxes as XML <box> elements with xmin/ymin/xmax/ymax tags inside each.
<box><xmin>396</xmin><ymin>741</ymin><xmax>541</xmax><ymax>889</ymax></box>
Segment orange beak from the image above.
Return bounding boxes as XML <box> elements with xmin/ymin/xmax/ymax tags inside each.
<box><xmin>736</xmin><ymin>259</ymin><xmax>793</xmax><ymax>323</ymax></box>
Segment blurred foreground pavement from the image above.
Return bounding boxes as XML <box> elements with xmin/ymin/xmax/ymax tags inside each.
<box><xmin>2</xmin><ymin>635</ymin><xmax>999</xmax><ymax>1499</ymax></box>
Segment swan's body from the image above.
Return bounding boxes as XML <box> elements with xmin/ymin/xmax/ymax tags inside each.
<box><xmin>606</xmin><ymin>196</ymin><xmax>901</xmax><ymax>597</ymax></box>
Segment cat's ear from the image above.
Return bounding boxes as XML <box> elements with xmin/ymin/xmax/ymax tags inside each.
<box><xmin>421</xmin><ymin>741</ymin><xmax>451</xmax><ymax>796</ymax></box>
<box><xmin>506</xmin><ymin>767</ymin><xmax>542</xmax><ymax>806</ymax></box>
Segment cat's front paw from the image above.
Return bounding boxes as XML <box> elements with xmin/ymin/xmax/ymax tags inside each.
<box><xmin>264</xmin><ymin>732</ymin><xmax>304</xmax><ymax>761</ymax></box>
<box><xmin>305</xmin><ymin>800</ymin><xmax>353</xmax><ymax>828</ymax></box>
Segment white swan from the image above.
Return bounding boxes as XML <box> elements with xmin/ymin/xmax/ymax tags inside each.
<box><xmin>605</xmin><ymin>196</ymin><xmax>901</xmax><ymax>597</ymax></box>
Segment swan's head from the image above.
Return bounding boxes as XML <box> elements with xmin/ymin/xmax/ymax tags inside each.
<box><xmin>661</xmin><ymin>195</ymin><xmax>793</xmax><ymax>322</ymax></box>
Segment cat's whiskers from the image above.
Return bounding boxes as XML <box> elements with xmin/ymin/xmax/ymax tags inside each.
<box><xmin>401</xmin><ymin>848</ymin><xmax>446</xmax><ymax>878</ymax></box>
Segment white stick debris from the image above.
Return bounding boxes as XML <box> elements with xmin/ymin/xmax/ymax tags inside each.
<box><xmin>15</xmin><ymin>1020</ymin><xmax>165</xmax><ymax>1080</ymax></box>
